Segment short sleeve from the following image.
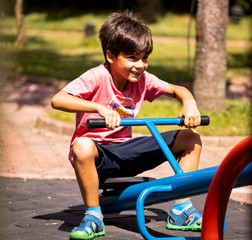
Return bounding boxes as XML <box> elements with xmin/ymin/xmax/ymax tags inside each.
<box><xmin>63</xmin><ymin>70</ymin><xmax>98</xmax><ymax>99</ymax></box>
<box><xmin>144</xmin><ymin>72</ymin><xmax>169</xmax><ymax>102</ymax></box>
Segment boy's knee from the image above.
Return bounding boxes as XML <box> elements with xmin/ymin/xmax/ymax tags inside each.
<box><xmin>184</xmin><ymin>129</ymin><xmax>202</xmax><ymax>151</ymax></box>
<box><xmin>185</xmin><ymin>129</ymin><xmax>202</xmax><ymax>147</ymax></box>
<box><xmin>173</xmin><ymin>129</ymin><xmax>202</xmax><ymax>154</ymax></box>
<box><xmin>73</xmin><ymin>137</ymin><xmax>98</xmax><ymax>163</ymax></box>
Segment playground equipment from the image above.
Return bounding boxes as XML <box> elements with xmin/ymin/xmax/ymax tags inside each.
<box><xmin>202</xmin><ymin>136</ymin><xmax>252</xmax><ymax>240</ymax></box>
<box><xmin>87</xmin><ymin>117</ymin><xmax>252</xmax><ymax>240</ymax></box>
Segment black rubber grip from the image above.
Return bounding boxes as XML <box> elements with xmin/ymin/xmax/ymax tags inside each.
<box><xmin>86</xmin><ymin>118</ymin><xmax>106</xmax><ymax>128</ymax></box>
<box><xmin>180</xmin><ymin>116</ymin><xmax>210</xmax><ymax>126</ymax></box>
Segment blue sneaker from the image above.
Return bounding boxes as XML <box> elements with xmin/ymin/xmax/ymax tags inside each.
<box><xmin>70</xmin><ymin>213</ymin><xmax>105</xmax><ymax>239</ymax></box>
<box><xmin>167</xmin><ymin>204</ymin><xmax>202</xmax><ymax>231</ymax></box>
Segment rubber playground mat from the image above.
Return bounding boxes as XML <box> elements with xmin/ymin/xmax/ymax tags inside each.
<box><xmin>0</xmin><ymin>177</ymin><xmax>251</xmax><ymax>240</ymax></box>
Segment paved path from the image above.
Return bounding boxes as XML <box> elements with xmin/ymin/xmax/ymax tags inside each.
<box><xmin>0</xmin><ymin>76</ymin><xmax>251</xmax><ymax>239</ymax></box>
<box><xmin>0</xmin><ymin>177</ymin><xmax>251</xmax><ymax>240</ymax></box>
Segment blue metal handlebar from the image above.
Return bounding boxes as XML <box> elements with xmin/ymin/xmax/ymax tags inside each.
<box><xmin>86</xmin><ymin>116</ymin><xmax>210</xmax><ymax>128</ymax></box>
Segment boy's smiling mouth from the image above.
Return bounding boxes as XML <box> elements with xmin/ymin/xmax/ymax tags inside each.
<box><xmin>130</xmin><ymin>70</ymin><xmax>144</xmax><ymax>76</ymax></box>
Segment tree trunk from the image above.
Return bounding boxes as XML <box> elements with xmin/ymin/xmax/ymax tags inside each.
<box><xmin>15</xmin><ymin>0</ymin><xmax>26</xmax><ymax>48</ymax></box>
<box><xmin>193</xmin><ymin>0</ymin><xmax>228</xmax><ymax>111</ymax></box>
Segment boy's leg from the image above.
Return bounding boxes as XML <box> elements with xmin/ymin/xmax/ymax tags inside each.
<box><xmin>70</xmin><ymin>137</ymin><xmax>105</xmax><ymax>239</ymax></box>
<box><xmin>167</xmin><ymin>129</ymin><xmax>203</xmax><ymax>231</ymax></box>
<box><xmin>171</xmin><ymin>128</ymin><xmax>202</xmax><ymax>201</ymax></box>
<box><xmin>73</xmin><ymin>137</ymin><xmax>100</xmax><ymax>207</ymax></box>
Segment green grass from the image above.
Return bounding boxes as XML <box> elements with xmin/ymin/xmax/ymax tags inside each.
<box><xmin>148</xmin><ymin>42</ymin><xmax>192</xmax><ymax>83</ymax></box>
<box><xmin>0</xmin><ymin>12</ymin><xmax>250</xmax><ymax>82</ymax></box>
<box><xmin>1</xmin><ymin>12</ymin><xmax>109</xmax><ymax>32</ymax></box>
<box><xmin>1</xmin><ymin>12</ymin><xmax>251</xmax><ymax>40</ymax></box>
<box><xmin>0</xmin><ymin>34</ymin><xmax>103</xmax><ymax>80</ymax></box>
<box><xmin>0</xmin><ymin>32</ymin><xmax>250</xmax><ymax>83</ymax></box>
<box><xmin>226</xmin><ymin>45</ymin><xmax>252</xmax><ymax>79</ymax></box>
<box><xmin>47</xmin><ymin>99</ymin><xmax>251</xmax><ymax>136</ymax></box>
<box><xmin>48</xmin><ymin>108</ymin><xmax>76</xmax><ymax>124</ymax></box>
<box><xmin>148</xmin><ymin>12</ymin><xmax>251</xmax><ymax>41</ymax></box>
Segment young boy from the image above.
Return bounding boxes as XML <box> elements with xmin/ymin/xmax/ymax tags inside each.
<box><xmin>51</xmin><ymin>10</ymin><xmax>203</xmax><ymax>240</ymax></box>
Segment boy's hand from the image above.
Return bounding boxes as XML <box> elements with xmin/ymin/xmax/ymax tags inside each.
<box><xmin>165</xmin><ymin>84</ymin><xmax>201</xmax><ymax>128</ymax></box>
<box><xmin>98</xmin><ymin>106</ymin><xmax>121</xmax><ymax>129</ymax></box>
<box><xmin>179</xmin><ymin>100</ymin><xmax>201</xmax><ymax>128</ymax></box>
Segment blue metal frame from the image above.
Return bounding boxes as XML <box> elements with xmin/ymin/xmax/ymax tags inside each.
<box><xmin>99</xmin><ymin>118</ymin><xmax>252</xmax><ymax>240</ymax></box>
<box><xmin>136</xmin><ymin>185</ymin><xmax>201</xmax><ymax>240</ymax></box>
<box><xmin>100</xmin><ymin>163</ymin><xmax>252</xmax><ymax>213</ymax></box>
<box><xmin>120</xmin><ymin>118</ymin><xmax>184</xmax><ymax>174</ymax></box>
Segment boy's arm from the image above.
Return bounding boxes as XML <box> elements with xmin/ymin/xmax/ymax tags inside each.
<box><xmin>51</xmin><ymin>90</ymin><xmax>121</xmax><ymax>129</ymax></box>
<box><xmin>164</xmin><ymin>84</ymin><xmax>201</xmax><ymax>128</ymax></box>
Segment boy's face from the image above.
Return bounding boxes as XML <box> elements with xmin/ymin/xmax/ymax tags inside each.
<box><xmin>108</xmin><ymin>51</ymin><xmax>149</xmax><ymax>87</ymax></box>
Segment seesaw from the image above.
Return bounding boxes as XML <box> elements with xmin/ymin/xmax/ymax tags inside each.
<box><xmin>86</xmin><ymin>117</ymin><xmax>252</xmax><ymax>240</ymax></box>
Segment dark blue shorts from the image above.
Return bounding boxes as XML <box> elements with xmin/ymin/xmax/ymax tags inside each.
<box><xmin>93</xmin><ymin>130</ymin><xmax>180</xmax><ymax>183</ymax></box>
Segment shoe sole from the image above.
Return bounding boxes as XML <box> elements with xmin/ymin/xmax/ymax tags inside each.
<box><xmin>69</xmin><ymin>230</ymin><xmax>105</xmax><ymax>239</ymax></box>
<box><xmin>167</xmin><ymin>223</ymin><xmax>201</xmax><ymax>231</ymax></box>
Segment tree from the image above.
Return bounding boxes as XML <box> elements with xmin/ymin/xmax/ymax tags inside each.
<box><xmin>15</xmin><ymin>0</ymin><xmax>27</xmax><ymax>48</ymax></box>
<box><xmin>193</xmin><ymin>0</ymin><xmax>228</xmax><ymax>111</ymax></box>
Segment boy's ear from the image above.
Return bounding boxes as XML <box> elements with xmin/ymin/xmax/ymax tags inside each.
<box><xmin>106</xmin><ymin>50</ymin><xmax>115</xmax><ymax>64</ymax></box>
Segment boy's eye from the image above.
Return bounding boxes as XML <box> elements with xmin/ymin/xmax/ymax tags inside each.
<box><xmin>126</xmin><ymin>54</ymin><xmax>148</xmax><ymax>61</ymax></box>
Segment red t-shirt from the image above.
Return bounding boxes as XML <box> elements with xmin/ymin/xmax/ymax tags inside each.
<box><xmin>63</xmin><ymin>63</ymin><xmax>169</xmax><ymax>164</ymax></box>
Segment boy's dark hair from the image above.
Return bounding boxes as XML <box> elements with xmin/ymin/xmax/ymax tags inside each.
<box><xmin>99</xmin><ymin>10</ymin><xmax>153</xmax><ymax>62</ymax></box>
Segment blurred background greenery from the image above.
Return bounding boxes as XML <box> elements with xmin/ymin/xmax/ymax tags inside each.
<box><xmin>0</xmin><ymin>0</ymin><xmax>251</xmax><ymax>136</ymax></box>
